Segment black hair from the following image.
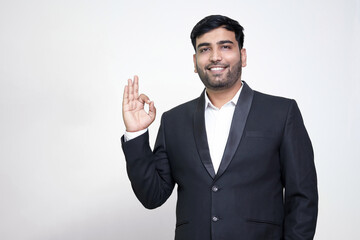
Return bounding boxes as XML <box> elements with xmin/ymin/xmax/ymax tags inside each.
<box><xmin>190</xmin><ymin>15</ymin><xmax>244</xmax><ymax>51</ymax></box>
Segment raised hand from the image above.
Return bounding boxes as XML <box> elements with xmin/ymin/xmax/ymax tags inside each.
<box><xmin>122</xmin><ymin>75</ymin><xmax>156</xmax><ymax>132</ymax></box>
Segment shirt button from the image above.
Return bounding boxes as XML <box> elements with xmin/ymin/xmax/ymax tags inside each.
<box><xmin>212</xmin><ymin>216</ymin><xmax>219</xmax><ymax>222</ymax></box>
<box><xmin>212</xmin><ymin>186</ymin><xmax>219</xmax><ymax>192</ymax></box>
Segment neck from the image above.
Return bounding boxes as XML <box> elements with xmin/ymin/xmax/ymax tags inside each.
<box><xmin>206</xmin><ymin>80</ymin><xmax>242</xmax><ymax>108</ymax></box>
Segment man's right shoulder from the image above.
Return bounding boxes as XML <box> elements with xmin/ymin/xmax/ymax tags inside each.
<box><xmin>162</xmin><ymin>96</ymin><xmax>201</xmax><ymax>119</ymax></box>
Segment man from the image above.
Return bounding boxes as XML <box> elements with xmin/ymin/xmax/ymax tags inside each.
<box><xmin>121</xmin><ymin>15</ymin><xmax>318</xmax><ymax>240</ymax></box>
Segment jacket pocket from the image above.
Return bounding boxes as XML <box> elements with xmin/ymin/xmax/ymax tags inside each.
<box><xmin>246</xmin><ymin>218</ymin><xmax>281</xmax><ymax>227</ymax></box>
<box><xmin>175</xmin><ymin>220</ymin><xmax>189</xmax><ymax>228</ymax></box>
<box><xmin>245</xmin><ymin>131</ymin><xmax>276</xmax><ymax>138</ymax></box>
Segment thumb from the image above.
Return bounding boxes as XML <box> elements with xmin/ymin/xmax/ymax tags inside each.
<box><xmin>148</xmin><ymin>101</ymin><xmax>156</xmax><ymax>120</ymax></box>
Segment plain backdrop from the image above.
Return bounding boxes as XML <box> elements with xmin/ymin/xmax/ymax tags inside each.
<box><xmin>0</xmin><ymin>0</ymin><xmax>359</xmax><ymax>239</ymax></box>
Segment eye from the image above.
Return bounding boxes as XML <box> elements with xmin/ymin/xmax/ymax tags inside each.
<box><xmin>222</xmin><ymin>45</ymin><xmax>231</xmax><ymax>50</ymax></box>
<box><xmin>199</xmin><ymin>47</ymin><xmax>210</xmax><ymax>53</ymax></box>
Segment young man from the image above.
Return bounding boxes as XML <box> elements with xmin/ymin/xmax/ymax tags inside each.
<box><xmin>122</xmin><ymin>15</ymin><xmax>318</xmax><ymax>240</ymax></box>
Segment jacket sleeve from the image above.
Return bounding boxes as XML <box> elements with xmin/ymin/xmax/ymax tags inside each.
<box><xmin>280</xmin><ymin>100</ymin><xmax>318</xmax><ymax>240</ymax></box>
<box><xmin>121</xmin><ymin>114</ymin><xmax>175</xmax><ymax>209</ymax></box>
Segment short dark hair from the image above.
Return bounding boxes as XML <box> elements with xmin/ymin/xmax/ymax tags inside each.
<box><xmin>190</xmin><ymin>15</ymin><xmax>244</xmax><ymax>51</ymax></box>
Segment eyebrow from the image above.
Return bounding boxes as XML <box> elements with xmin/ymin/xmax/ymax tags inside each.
<box><xmin>197</xmin><ymin>42</ymin><xmax>210</xmax><ymax>49</ymax></box>
<box><xmin>218</xmin><ymin>40</ymin><xmax>234</xmax><ymax>45</ymax></box>
<box><xmin>196</xmin><ymin>40</ymin><xmax>234</xmax><ymax>50</ymax></box>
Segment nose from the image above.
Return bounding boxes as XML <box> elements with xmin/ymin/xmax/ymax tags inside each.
<box><xmin>210</xmin><ymin>49</ymin><xmax>222</xmax><ymax>62</ymax></box>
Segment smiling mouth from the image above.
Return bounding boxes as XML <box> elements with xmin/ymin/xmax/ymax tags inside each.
<box><xmin>210</xmin><ymin>67</ymin><xmax>225</xmax><ymax>71</ymax></box>
<box><xmin>207</xmin><ymin>65</ymin><xmax>228</xmax><ymax>73</ymax></box>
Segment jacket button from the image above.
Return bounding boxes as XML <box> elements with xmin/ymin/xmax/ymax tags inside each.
<box><xmin>212</xmin><ymin>186</ymin><xmax>219</xmax><ymax>192</ymax></box>
<box><xmin>212</xmin><ymin>216</ymin><xmax>219</xmax><ymax>222</ymax></box>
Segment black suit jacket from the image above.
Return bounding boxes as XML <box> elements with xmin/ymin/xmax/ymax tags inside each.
<box><xmin>122</xmin><ymin>82</ymin><xmax>318</xmax><ymax>240</ymax></box>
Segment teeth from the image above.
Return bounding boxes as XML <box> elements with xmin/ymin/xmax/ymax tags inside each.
<box><xmin>210</xmin><ymin>67</ymin><xmax>224</xmax><ymax>71</ymax></box>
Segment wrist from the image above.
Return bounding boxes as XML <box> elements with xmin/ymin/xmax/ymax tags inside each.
<box><xmin>124</xmin><ymin>129</ymin><xmax>148</xmax><ymax>141</ymax></box>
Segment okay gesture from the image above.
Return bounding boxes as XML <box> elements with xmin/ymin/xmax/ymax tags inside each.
<box><xmin>122</xmin><ymin>75</ymin><xmax>156</xmax><ymax>132</ymax></box>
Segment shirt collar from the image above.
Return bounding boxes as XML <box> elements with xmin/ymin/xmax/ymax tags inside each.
<box><xmin>204</xmin><ymin>81</ymin><xmax>244</xmax><ymax>110</ymax></box>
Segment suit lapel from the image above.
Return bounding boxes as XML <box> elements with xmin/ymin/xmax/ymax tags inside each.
<box><xmin>193</xmin><ymin>90</ymin><xmax>216</xmax><ymax>179</ymax></box>
<box><xmin>215</xmin><ymin>82</ymin><xmax>254</xmax><ymax>179</ymax></box>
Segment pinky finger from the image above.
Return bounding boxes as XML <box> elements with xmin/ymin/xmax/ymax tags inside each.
<box><xmin>123</xmin><ymin>85</ymin><xmax>129</xmax><ymax>105</ymax></box>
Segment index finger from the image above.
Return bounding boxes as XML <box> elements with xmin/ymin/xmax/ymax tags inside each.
<box><xmin>138</xmin><ymin>94</ymin><xmax>150</xmax><ymax>104</ymax></box>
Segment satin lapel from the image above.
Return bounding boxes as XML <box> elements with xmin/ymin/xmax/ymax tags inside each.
<box><xmin>193</xmin><ymin>90</ymin><xmax>216</xmax><ymax>179</ymax></box>
<box><xmin>215</xmin><ymin>82</ymin><xmax>254</xmax><ymax>180</ymax></box>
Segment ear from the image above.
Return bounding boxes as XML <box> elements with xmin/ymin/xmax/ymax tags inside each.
<box><xmin>241</xmin><ymin>48</ymin><xmax>247</xmax><ymax>67</ymax></box>
<box><xmin>193</xmin><ymin>54</ymin><xmax>198</xmax><ymax>73</ymax></box>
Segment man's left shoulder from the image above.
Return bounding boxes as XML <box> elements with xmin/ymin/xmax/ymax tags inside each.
<box><xmin>247</xmin><ymin>90</ymin><xmax>303</xmax><ymax>131</ymax></box>
<box><xmin>252</xmin><ymin>90</ymin><xmax>295</xmax><ymax>111</ymax></box>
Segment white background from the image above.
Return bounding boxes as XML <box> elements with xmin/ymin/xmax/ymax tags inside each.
<box><xmin>0</xmin><ymin>0</ymin><xmax>359</xmax><ymax>239</ymax></box>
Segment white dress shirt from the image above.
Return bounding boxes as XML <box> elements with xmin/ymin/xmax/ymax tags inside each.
<box><xmin>204</xmin><ymin>85</ymin><xmax>242</xmax><ymax>173</ymax></box>
<box><xmin>124</xmin><ymin>84</ymin><xmax>243</xmax><ymax>173</ymax></box>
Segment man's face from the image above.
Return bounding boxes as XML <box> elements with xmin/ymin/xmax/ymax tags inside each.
<box><xmin>193</xmin><ymin>27</ymin><xmax>247</xmax><ymax>91</ymax></box>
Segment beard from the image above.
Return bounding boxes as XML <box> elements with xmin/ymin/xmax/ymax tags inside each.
<box><xmin>196</xmin><ymin>60</ymin><xmax>242</xmax><ymax>91</ymax></box>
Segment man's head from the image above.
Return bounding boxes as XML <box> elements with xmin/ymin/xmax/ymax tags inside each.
<box><xmin>191</xmin><ymin>15</ymin><xmax>246</xmax><ymax>91</ymax></box>
<box><xmin>190</xmin><ymin>15</ymin><xmax>244</xmax><ymax>51</ymax></box>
